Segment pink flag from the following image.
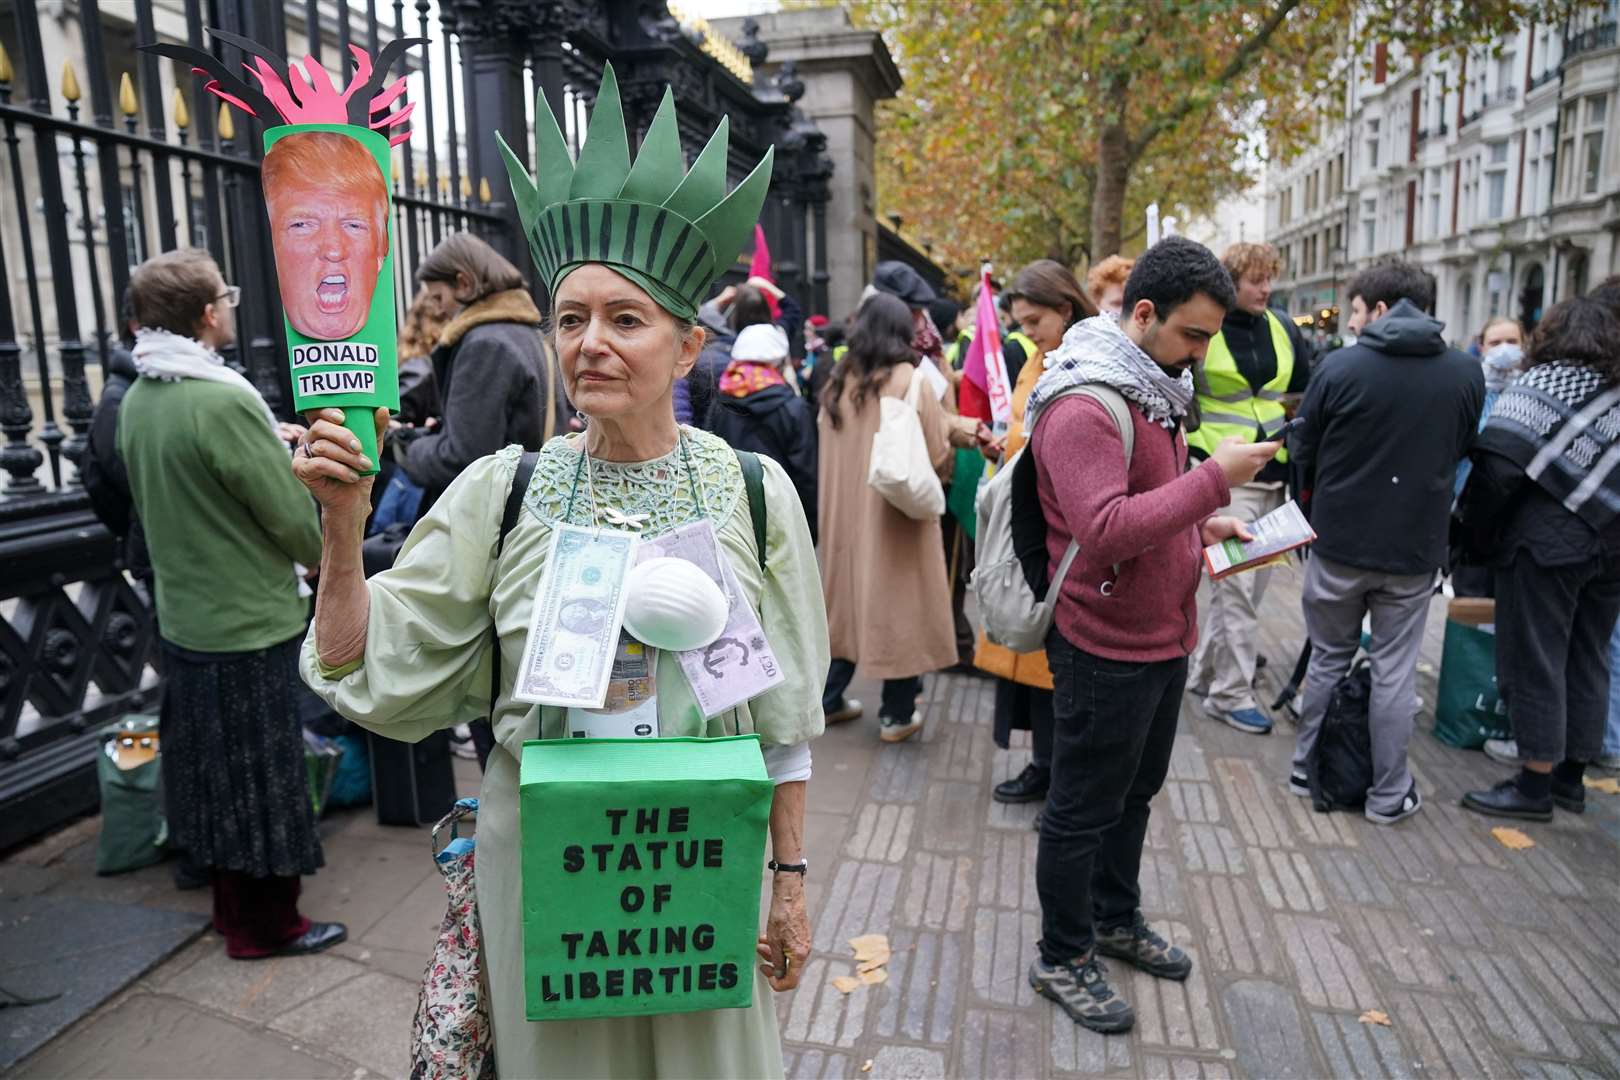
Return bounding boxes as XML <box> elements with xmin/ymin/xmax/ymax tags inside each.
<box><xmin>961</xmin><ymin>265</ymin><xmax>1012</xmax><ymax>425</ymax></box>
<box><xmin>748</xmin><ymin>224</ymin><xmax>781</xmax><ymax>319</ymax></box>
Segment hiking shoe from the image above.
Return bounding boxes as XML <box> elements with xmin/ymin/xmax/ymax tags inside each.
<box><xmin>1365</xmin><ymin>785</ymin><xmax>1423</xmax><ymax>825</ymax></box>
<box><xmin>1551</xmin><ymin>777</ymin><xmax>1586</xmax><ymax>814</ymax></box>
<box><xmin>994</xmin><ymin>763</ymin><xmax>1050</xmax><ymax>804</ymax></box>
<box><xmin>1483</xmin><ymin>738</ymin><xmax>1523</xmax><ymax>766</ymax></box>
<box><xmin>1461</xmin><ymin>778</ymin><xmax>1552</xmax><ymax>822</ymax></box>
<box><xmin>1095</xmin><ymin>914</ymin><xmax>1192</xmax><ymax>980</ymax></box>
<box><xmin>879</xmin><ymin>711</ymin><xmax>923</xmax><ymax>743</ymax></box>
<box><xmin>1220</xmin><ymin>707</ymin><xmax>1272</xmax><ymax>735</ymax></box>
<box><xmin>825</xmin><ymin>698</ymin><xmax>863</xmax><ymax>725</ymax></box>
<box><xmin>1028</xmin><ymin>955</ymin><xmax>1135</xmax><ymax>1033</ymax></box>
<box><xmin>1288</xmin><ymin>769</ymin><xmax>1310</xmax><ymax>797</ymax></box>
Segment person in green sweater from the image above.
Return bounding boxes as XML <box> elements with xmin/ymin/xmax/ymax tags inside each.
<box><xmin>118</xmin><ymin>248</ymin><xmax>345</xmax><ymax>960</ymax></box>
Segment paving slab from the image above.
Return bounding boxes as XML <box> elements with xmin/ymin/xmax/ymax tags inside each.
<box><xmin>8</xmin><ymin>572</ymin><xmax>1620</xmax><ymax>1077</ymax></box>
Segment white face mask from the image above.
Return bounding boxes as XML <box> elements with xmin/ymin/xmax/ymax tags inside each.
<box><xmin>1483</xmin><ymin>342</ymin><xmax>1523</xmax><ymax>369</ymax></box>
<box><xmin>622</xmin><ymin>557</ymin><xmax>728</xmax><ymax>652</ymax></box>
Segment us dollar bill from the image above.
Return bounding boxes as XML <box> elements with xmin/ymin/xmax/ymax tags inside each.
<box><xmin>514</xmin><ymin>524</ymin><xmax>638</xmax><ymax>709</ymax></box>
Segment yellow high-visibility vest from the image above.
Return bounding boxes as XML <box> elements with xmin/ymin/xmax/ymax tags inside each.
<box><xmin>1187</xmin><ymin>310</ymin><xmax>1294</xmax><ymax>463</ymax></box>
<box><xmin>1007</xmin><ymin>331</ymin><xmax>1037</xmax><ymax>367</ymax></box>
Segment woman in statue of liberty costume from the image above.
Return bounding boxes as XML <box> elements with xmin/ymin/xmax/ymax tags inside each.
<box><xmin>294</xmin><ymin>65</ymin><xmax>827</xmax><ymax>1077</ymax></box>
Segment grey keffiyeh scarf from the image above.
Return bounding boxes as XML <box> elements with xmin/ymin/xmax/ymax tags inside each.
<box><xmin>1024</xmin><ymin>315</ymin><xmax>1194</xmax><ymax>434</ymax></box>
<box><xmin>1477</xmin><ymin>361</ymin><xmax>1620</xmax><ymax>530</ymax></box>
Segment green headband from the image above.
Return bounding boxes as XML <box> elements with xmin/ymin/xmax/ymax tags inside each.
<box><xmin>496</xmin><ymin>63</ymin><xmax>774</xmax><ymax>322</ymax></box>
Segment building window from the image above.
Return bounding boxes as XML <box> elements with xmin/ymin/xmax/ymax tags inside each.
<box><xmin>1486</xmin><ymin>171</ymin><xmax>1507</xmax><ymax>219</ymax></box>
<box><xmin>1366</xmin><ymin>118</ymin><xmax>1381</xmax><ymax>170</ymax></box>
<box><xmin>1582</xmin><ymin>95</ymin><xmax>1609</xmax><ymax>195</ymax></box>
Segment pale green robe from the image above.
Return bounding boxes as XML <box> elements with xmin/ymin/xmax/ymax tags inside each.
<box><xmin>301</xmin><ymin>430</ymin><xmax>829</xmax><ymax>1080</ymax></box>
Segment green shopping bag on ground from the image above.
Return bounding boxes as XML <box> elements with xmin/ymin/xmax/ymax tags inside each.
<box><xmin>519</xmin><ymin>735</ymin><xmax>772</xmax><ymax>1022</ymax></box>
<box><xmin>1434</xmin><ymin>618</ymin><xmax>1510</xmax><ymax>749</ymax></box>
<box><xmin>96</xmin><ymin>715</ymin><xmax>167</xmax><ymax>875</ymax></box>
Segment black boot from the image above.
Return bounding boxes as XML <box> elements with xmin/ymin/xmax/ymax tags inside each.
<box><xmin>1551</xmin><ymin>760</ymin><xmax>1587</xmax><ymax>814</ymax></box>
<box><xmin>1461</xmin><ymin>777</ymin><xmax>1553</xmax><ymax>822</ymax></box>
<box><xmin>994</xmin><ymin>763</ymin><xmax>1050</xmax><ymax>804</ymax></box>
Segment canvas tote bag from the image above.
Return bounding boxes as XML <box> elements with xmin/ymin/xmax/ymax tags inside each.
<box><xmin>868</xmin><ymin>366</ymin><xmax>945</xmax><ymax>519</ymax></box>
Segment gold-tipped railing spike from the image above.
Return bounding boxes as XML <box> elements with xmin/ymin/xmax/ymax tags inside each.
<box><xmin>217</xmin><ymin>102</ymin><xmax>236</xmax><ymax>141</ymax></box>
<box><xmin>478</xmin><ymin>176</ymin><xmax>492</xmax><ymax>203</ymax></box>
<box><xmin>0</xmin><ymin>42</ymin><xmax>13</xmax><ymax>86</ymax></box>
<box><xmin>391</xmin><ymin>155</ymin><xmax>401</xmax><ymax>184</ymax></box>
<box><xmin>437</xmin><ymin>174</ymin><xmax>449</xmax><ymax>197</ymax></box>
<box><xmin>459</xmin><ymin>175</ymin><xmax>472</xmax><ymax>201</ymax></box>
<box><xmin>61</xmin><ymin>60</ymin><xmax>81</xmax><ymax>103</ymax></box>
<box><xmin>118</xmin><ymin>72</ymin><xmax>137</xmax><ymax>117</ymax></box>
<box><xmin>415</xmin><ymin>165</ymin><xmax>428</xmax><ymax>188</ymax></box>
<box><xmin>172</xmin><ymin>88</ymin><xmax>190</xmax><ymax>130</ymax></box>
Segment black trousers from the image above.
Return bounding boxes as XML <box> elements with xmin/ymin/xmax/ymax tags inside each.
<box><xmin>1496</xmin><ymin>552</ymin><xmax>1620</xmax><ymax>763</ymax></box>
<box><xmin>823</xmin><ymin>658</ymin><xmax>920</xmax><ymax>721</ymax></box>
<box><xmin>1037</xmin><ymin>630</ymin><xmax>1184</xmax><ymax>963</ymax></box>
<box><xmin>994</xmin><ymin>680</ymin><xmax>1054</xmax><ymax>770</ymax></box>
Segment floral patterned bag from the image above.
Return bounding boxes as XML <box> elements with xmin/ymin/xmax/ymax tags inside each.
<box><xmin>410</xmin><ymin>797</ymin><xmax>495</xmax><ymax>1080</ymax></box>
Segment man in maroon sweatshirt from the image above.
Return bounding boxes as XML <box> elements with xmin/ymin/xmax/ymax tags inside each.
<box><xmin>1024</xmin><ymin>237</ymin><xmax>1281</xmax><ymax>1034</ymax></box>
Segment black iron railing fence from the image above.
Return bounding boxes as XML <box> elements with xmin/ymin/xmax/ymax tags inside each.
<box><xmin>0</xmin><ymin>0</ymin><xmax>831</xmax><ymax>850</ymax></box>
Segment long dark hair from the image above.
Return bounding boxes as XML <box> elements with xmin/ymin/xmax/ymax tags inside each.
<box><xmin>1528</xmin><ymin>296</ymin><xmax>1620</xmax><ymax>383</ymax></box>
<box><xmin>822</xmin><ymin>292</ymin><xmax>916</xmax><ymax>430</ymax></box>
<box><xmin>728</xmin><ymin>284</ymin><xmax>773</xmax><ymax>333</ymax></box>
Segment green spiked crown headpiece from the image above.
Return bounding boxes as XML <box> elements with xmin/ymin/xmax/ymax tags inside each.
<box><xmin>497</xmin><ymin>63</ymin><xmax>774</xmax><ymax>322</ymax></box>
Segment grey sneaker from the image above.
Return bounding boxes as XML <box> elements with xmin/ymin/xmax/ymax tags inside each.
<box><xmin>1365</xmin><ymin>784</ymin><xmax>1423</xmax><ymax>826</ymax></box>
<box><xmin>1095</xmin><ymin>914</ymin><xmax>1192</xmax><ymax>980</ymax></box>
<box><xmin>1483</xmin><ymin>738</ymin><xmax>1522</xmax><ymax>766</ymax></box>
<box><xmin>1289</xmin><ymin>769</ymin><xmax>1310</xmax><ymax>797</ymax></box>
<box><xmin>1029</xmin><ymin>954</ymin><xmax>1135</xmax><ymax>1033</ymax></box>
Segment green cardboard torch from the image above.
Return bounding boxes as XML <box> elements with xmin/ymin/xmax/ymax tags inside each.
<box><xmin>144</xmin><ymin>30</ymin><xmax>425</xmax><ymax>473</ymax></box>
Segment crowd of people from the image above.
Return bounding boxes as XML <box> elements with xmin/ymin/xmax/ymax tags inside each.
<box><xmin>84</xmin><ymin>190</ymin><xmax>1620</xmax><ymax>1060</ymax></box>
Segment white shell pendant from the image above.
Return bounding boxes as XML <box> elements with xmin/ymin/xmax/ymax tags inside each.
<box><xmin>622</xmin><ymin>556</ymin><xmax>728</xmax><ymax>652</ymax></box>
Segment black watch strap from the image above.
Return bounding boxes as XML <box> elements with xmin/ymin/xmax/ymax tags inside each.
<box><xmin>768</xmin><ymin>859</ymin><xmax>808</xmax><ymax>875</ymax></box>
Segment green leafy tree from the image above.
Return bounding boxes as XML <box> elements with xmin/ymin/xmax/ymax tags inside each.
<box><xmin>841</xmin><ymin>0</ymin><xmax>1593</xmax><ymax>271</ymax></box>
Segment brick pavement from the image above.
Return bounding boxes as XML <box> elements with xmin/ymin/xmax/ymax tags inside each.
<box><xmin>780</xmin><ymin>572</ymin><xmax>1620</xmax><ymax>1080</ymax></box>
<box><xmin>7</xmin><ymin>569</ymin><xmax>1620</xmax><ymax>1077</ymax></box>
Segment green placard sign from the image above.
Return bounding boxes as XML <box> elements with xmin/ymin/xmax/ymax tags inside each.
<box><xmin>262</xmin><ymin>122</ymin><xmax>400</xmax><ymax>473</ymax></box>
<box><xmin>519</xmin><ymin>735</ymin><xmax>772</xmax><ymax>1022</ymax></box>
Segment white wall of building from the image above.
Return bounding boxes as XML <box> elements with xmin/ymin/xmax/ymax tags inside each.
<box><xmin>1266</xmin><ymin>3</ymin><xmax>1620</xmax><ymax>346</ymax></box>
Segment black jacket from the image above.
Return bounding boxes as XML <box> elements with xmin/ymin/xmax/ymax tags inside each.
<box><xmin>82</xmin><ymin>344</ymin><xmax>152</xmax><ymax>581</ymax></box>
<box><xmin>710</xmin><ymin>383</ymin><xmax>818</xmax><ymax>542</ymax></box>
<box><xmin>1457</xmin><ymin>447</ymin><xmax>1620</xmax><ymax>568</ymax></box>
<box><xmin>1291</xmin><ymin>299</ymin><xmax>1484</xmax><ymax>575</ymax></box>
<box><xmin>398</xmin><ymin>290</ymin><xmax>568</xmax><ymax>508</ymax></box>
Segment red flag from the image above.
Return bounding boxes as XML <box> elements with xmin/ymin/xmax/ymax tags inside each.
<box><xmin>961</xmin><ymin>265</ymin><xmax>1013</xmax><ymax>425</ymax></box>
<box><xmin>748</xmin><ymin>224</ymin><xmax>781</xmax><ymax>319</ymax></box>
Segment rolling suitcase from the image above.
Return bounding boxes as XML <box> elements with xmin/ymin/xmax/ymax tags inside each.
<box><xmin>369</xmin><ymin>729</ymin><xmax>457</xmax><ymax>826</ymax></box>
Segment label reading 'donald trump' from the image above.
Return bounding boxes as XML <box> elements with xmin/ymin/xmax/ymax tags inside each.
<box><xmin>296</xmin><ymin>369</ymin><xmax>376</xmax><ymax>396</ymax></box>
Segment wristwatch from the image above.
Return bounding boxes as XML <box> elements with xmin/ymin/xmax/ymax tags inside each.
<box><xmin>768</xmin><ymin>858</ymin><xmax>808</xmax><ymax>875</ymax></box>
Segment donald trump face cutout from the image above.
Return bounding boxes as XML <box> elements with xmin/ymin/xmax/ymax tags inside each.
<box><xmin>263</xmin><ymin>130</ymin><xmax>390</xmax><ymax>341</ymax></box>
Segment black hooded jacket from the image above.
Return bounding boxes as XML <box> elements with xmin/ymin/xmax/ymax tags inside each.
<box><xmin>83</xmin><ymin>344</ymin><xmax>152</xmax><ymax>581</ymax></box>
<box><xmin>1290</xmin><ymin>299</ymin><xmax>1484</xmax><ymax>576</ymax></box>
<box><xmin>709</xmin><ymin>382</ymin><xmax>818</xmax><ymax>543</ymax></box>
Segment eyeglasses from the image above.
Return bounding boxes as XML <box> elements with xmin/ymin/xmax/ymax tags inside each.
<box><xmin>214</xmin><ymin>285</ymin><xmax>241</xmax><ymax>308</ymax></box>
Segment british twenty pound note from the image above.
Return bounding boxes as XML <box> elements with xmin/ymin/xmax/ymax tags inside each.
<box><xmin>514</xmin><ymin>524</ymin><xmax>638</xmax><ymax>708</ymax></box>
<box><xmin>635</xmin><ymin>521</ymin><xmax>784</xmax><ymax>716</ymax></box>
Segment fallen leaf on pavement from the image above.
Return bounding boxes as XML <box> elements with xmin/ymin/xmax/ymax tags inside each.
<box><xmin>850</xmin><ymin>934</ymin><xmax>890</xmax><ymax>962</ymax></box>
<box><xmin>1358</xmin><ymin>1010</ymin><xmax>1391</xmax><ymax>1027</ymax></box>
<box><xmin>831</xmin><ymin>975</ymin><xmax>862</xmax><ymax>994</ymax></box>
<box><xmin>1491</xmin><ymin>826</ymin><xmax>1536</xmax><ymax>850</ymax></box>
<box><xmin>857</xmin><ymin>953</ymin><xmax>891</xmax><ymax>974</ymax></box>
<box><xmin>1584</xmin><ymin>776</ymin><xmax>1620</xmax><ymax>795</ymax></box>
<box><xmin>861</xmin><ymin>1060</ymin><xmax>874</xmax><ymax>1073</ymax></box>
<box><xmin>858</xmin><ymin>967</ymin><xmax>889</xmax><ymax>986</ymax></box>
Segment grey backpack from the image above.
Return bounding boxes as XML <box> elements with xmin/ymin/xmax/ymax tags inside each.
<box><xmin>968</xmin><ymin>384</ymin><xmax>1135</xmax><ymax>653</ymax></box>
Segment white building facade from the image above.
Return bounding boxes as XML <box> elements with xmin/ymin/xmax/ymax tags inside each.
<box><xmin>1266</xmin><ymin>3</ymin><xmax>1620</xmax><ymax>345</ymax></box>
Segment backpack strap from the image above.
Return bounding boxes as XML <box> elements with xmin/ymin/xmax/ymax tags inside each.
<box><xmin>491</xmin><ymin>450</ymin><xmax>541</xmax><ymax>719</ymax></box>
<box><xmin>1027</xmin><ymin>383</ymin><xmax>1136</xmax><ymax>599</ymax></box>
<box><xmin>734</xmin><ymin>448</ymin><xmax>769</xmax><ymax>571</ymax></box>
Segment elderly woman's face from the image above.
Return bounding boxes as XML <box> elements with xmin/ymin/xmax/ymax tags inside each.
<box><xmin>554</xmin><ymin>265</ymin><xmax>701</xmax><ymax>420</ymax></box>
